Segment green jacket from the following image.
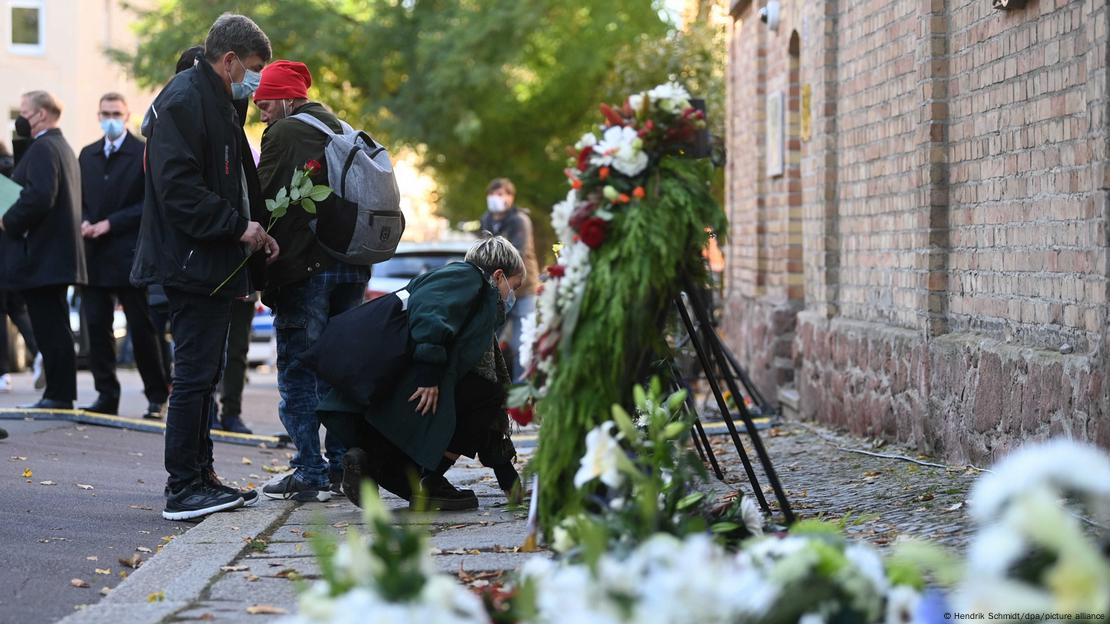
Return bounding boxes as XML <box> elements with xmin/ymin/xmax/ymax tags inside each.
<box><xmin>317</xmin><ymin>261</ymin><xmax>500</xmax><ymax>470</ymax></box>
<box><xmin>256</xmin><ymin>101</ymin><xmax>344</xmax><ymax>302</ymax></box>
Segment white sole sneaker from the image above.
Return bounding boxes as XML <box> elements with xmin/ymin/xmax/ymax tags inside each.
<box><xmin>162</xmin><ymin>496</ymin><xmax>244</xmax><ymax>521</ymax></box>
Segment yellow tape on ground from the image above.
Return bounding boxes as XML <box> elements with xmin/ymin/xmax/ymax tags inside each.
<box><xmin>0</xmin><ymin>408</ymin><xmax>281</xmax><ymax>447</ymax></box>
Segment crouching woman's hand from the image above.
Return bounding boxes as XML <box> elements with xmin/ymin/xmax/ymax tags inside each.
<box><xmin>409</xmin><ymin>386</ymin><xmax>439</xmax><ymax>416</ymax></box>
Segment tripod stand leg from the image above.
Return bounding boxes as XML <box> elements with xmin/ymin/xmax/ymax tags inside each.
<box><xmin>693</xmin><ymin>417</ymin><xmax>724</xmax><ymax>480</ymax></box>
<box><xmin>682</xmin><ymin>277</ymin><xmax>795</xmax><ymax>524</ymax></box>
<box><xmin>675</xmin><ymin>296</ymin><xmax>771</xmax><ymax>513</ymax></box>
<box><xmin>670</xmin><ymin>364</ymin><xmax>724</xmax><ymax>480</ymax></box>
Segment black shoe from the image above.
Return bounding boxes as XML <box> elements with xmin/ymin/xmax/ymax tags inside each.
<box><xmin>0</xmin><ymin>427</ymin><xmax>7</xmax><ymax>440</ymax></box>
<box><xmin>262</xmin><ymin>473</ymin><xmax>332</xmax><ymax>502</ymax></box>
<box><xmin>340</xmin><ymin>449</ymin><xmax>373</xmax><ymax>508</ymax></box>
<box><xmin>80</xmin><ymin>397</ymin><xmax>119</xmax><ymax>415</ymax></box>
<box><xmin>219</xmin><ymin>414</ymin><xmax>253</xmax><ymax>435</ymax></box>
<box><xmin>163</xmin><ymin>481</ymin><xmax>244</xmax><ymax>521</ymax></box>
<box><xmin>203</xmin><ymin>468</ymin><xmax>259</xmax><ymax>507</ymax></box>
<box><xmin>22</xmin><ymin>398</ymin><xmax>74</xmax><ymax>410</ymax></box>
<box><xmin>412</xmin><ymin>473</ymin><xmax>479</xmax><ymax>511</ymax></box>
<box><xmin>144</xmin><ymin>402</ymin><xmax>166</xmax><ymax>420</ymax></box>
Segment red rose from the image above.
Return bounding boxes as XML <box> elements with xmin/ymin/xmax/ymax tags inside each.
<box><xmin>576</xmin><ymin>147</ymin><xmax>592</xmax><ymax>172</ymax></box>
<box><xmin>568</xmin><ymin>203</ymin><xmax>594</xmax><ymax>231</ymax></box>
<box><xmin>547</xmin><ymin>264</ymin><xmax>566</xmax><ymax>278</ymax></box>
<box><xmin>304</xmin><ymin>159</ymin><xmax>322</xmax><ymax>175</ymax></box>
<box><xmin>507</xmin><ymin>405</ymin><xmax>534</xmax><ymax>427</ymax></box>
<box><xmin>579</xmin><ymin>217</ymin><xmax>607</xmax><ymax>249</ymax></box>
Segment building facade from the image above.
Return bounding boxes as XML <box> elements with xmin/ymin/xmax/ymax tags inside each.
<box><xmin>1</xmin><ymin>0</ymin><xmax>153</xmax><ymax>153</ymax></box>
<box><xmin>723</xmin><ymin>0</ymin><xmax>1109</xmax><ymax>464</ymax></box>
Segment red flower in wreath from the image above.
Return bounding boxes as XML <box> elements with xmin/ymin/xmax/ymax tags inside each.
<box><xmin>508</xmin><ymin>405</ymin><xmax>534</xmax><ymax>427</ymax></box>
<box><xmin>567</xmin><ymin>203</ymin><xmax>594</xmax><ymax>231</ymax></box>
<box><xmin>579</xmin><ymin>217</ymin><xmax>607</xmax><ymax>249</ymax></box>
<box><xmin>547</xmin><ymin>264</ymin><xmax>566</xmax><ymax>278</ymax></box>
<box><xmin>304</xmin><ymin>159</ymin><xmax>322</xmax><ymax>176</ymax></box>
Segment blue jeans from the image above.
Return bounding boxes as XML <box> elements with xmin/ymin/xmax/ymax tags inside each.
<box><xmin>506</xmin><ymin>294</ymin><xmax>535</xmax><ymax>382</ymax></box>
<box><xmin>274</xmin><ymin>274</ymin><xmax>365</xmax><ymax>488</ymax></box>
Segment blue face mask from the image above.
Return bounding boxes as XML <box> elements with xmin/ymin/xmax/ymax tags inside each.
<box><xmin>229</xmin><ymin>56</ymin><xmax>261</xmax><ymax>100</ymax></box>
<box><xmin>100</xmin><ymin>118</ymin><xmax>125</xmax><ymax>140</ymax></box>
<box><xmin>502</xmin><ymin>280</ymin><xmax>516</xmax><ymax>313</ymax></box>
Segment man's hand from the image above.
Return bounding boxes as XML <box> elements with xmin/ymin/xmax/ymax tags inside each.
<box><xmin>88</xmin><ymin>220</ymin><xmax>111</xmax><ymax>238</ymax></box>
<box><xmin>239</xmin><ymin>221</ymin><xmax>268</xmax><ymax>252</ymax></box>
<box><xmin>263</xmin><ymin>235</ymin><xmax>280</xmax><ymax>265</ymax></box>
<box><xmin>409</xmin><ymin>386</ymin><xmax>439</xmax><ymax>416</ymax></box>
<box><xmin>80</xmin><ymin>220</ymin><xmax>93</xmax><ymax>238</ymax></box>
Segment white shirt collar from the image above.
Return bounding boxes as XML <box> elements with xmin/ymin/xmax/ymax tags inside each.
<box><xmin>33</xmin><ymin>128</ymin><xmax>49</xmax><ymax>139</ymax></box>
<box><xmin>104</xmin><ymin>133</ymin><xmax>126</xmax><ymax>155</ymax></box>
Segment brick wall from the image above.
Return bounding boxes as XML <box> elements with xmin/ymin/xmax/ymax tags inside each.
<box><xmin>724</xmin><ymin>0</ymin><xmax>1110</xmax><ymax>463</ymax></box>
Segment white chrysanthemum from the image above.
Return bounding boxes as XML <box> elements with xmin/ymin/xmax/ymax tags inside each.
<box><xmin>419</xmin><ymin>575</ymin><xmax>489</xmax><ymax>622</ymax></box>
<box><xmin>844</xmin><ymin>543</ymin><xmax>889</xmax><ymax>594</ymax></box>
<box><xmin>518</xmin><ymin>312</ymin><xmax>537</xmax><ymax>373</ymax></box>
<box><xmin>969</xmin><ymin>439</ymin><xmax>1110</xmax><ymax>523</ymax></box>
<box><xmin>574</xmin><ymin>132</ymin><xmax>598</xmax><ymax>150</ymax></box>
<box><xmin>550</xmin><ymin>190</ymin><xmax>578</xmax><ymax>240</ymax></box>
<box><xmin>884</xmin><ymin>586</ymin><xmax>922</xmax><ymax>624</ymax></box>
<box><xmin>647</xmin><ymin>82</ymin><xmax>692</xmax><ymax>114</ymax></box>
<box><xmin>591</xmin><ymin>125</ymin><xmax>649</xmax><ymax>177</ymax></box>
<box><xmin>740</xmin><ymin>495</ymin><xmax>765</xmax><ymax>536</ymax></box>
<box><xmin>799</xmin><ymin>612</ymin><xmax>827</xmax><ymax>624</ymax></box>
<box><xmin>574</xmin><ymin>421</ymin><xmax>624</xmax><ymax>490</ymax></box>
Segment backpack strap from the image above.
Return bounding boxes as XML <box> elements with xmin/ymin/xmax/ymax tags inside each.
<box><xmin>289</xmin><ymin>112</ymin><xmax>339</xmax><ymax>137</ymax></box>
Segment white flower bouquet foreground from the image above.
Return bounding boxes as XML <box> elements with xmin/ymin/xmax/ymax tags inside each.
<box><xmin>283</xmin><ymin>433</ymin><xmax>1109</xmax><ymax>624</ymax></box>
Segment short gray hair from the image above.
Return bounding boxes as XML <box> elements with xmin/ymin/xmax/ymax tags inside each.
<box><xmin>22</xmin><ymin>90</ymin><xmax>62</xmax><ymax>119</ymax></box>
<box><xmin>203</xmin><ymin>14</ymin><xmax>271</xmax><ymax>64</ymax></box>
<box><xmin>466</xmin><ymin>236</ymin><xmax>526</xmax><ymax>280</ymax></box>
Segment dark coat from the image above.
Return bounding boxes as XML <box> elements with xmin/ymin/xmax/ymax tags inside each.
<box><xmin>78</xmin><ymin>131</ymin><xmax>145</xmax><ymax>288</ymax></box>
<box><xmin>316</xmin><ymin>261</ymin><xmax>499</xmax><ymax>471</ymax></box>
<box><xmin>480</xmin><ymin>206</ymin><xmax>540</xmax><ymax>296</ymax></box>
<box><xmin>130</xmin><ymin>59</ymin><xmax>251</xmax><ymax>298</ymax></box>
<box><xmin>0</xmin><ymin>129</ymin><xmax>87</xmax><ymax>289</ymax></box>
<box><xmin>255</xmin><ymin>101</ymin><xmax>350</xmax><ymax>303</ymax></box>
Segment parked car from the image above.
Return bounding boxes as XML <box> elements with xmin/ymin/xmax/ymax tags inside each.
<box><xmin>365</xmin><ymin>239</ymin><xmax>476</xmax><ymax>300</ymax></box>
<box><xmin>249</xmin><ymin>301</ymin><xmax>276</xmax><ymax>367</ymax></box>
<box><xmin>68</xmin><ymin>287</ymin><xmax>128</xmax><ymax>369</ymax></box>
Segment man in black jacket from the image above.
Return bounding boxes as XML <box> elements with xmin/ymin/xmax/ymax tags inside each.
<box><xmin>78</xmin><ymin>93</ymin><xmax>169</xmax><ymax>419</ymax></box>
<box><xmin>131</xmin><ymin>14</ymin><xmax>277</xmax><ymax>521</ymax></box>
<box><xmin>0</xmin><ymin>91</ymin><xmax>86</xmax><ymax>409</ymax></box>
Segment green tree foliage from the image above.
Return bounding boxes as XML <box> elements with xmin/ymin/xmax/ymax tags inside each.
<box><xmin>113</xmin><ymin>0</ymin><xmax>724</xmax><ymax>258</ymax></box>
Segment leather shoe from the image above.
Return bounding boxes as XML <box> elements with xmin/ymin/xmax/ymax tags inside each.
<box><xmin>219</xmin><ymin>414</ymin><xmax>253</xmax><ymax>435</ymax></box>
<box><xmin>22</xmin><ymin>398</ymin><xmax>74</xmax><ymax>410</ymax></box>
<box><xmin>80</xmin><ymin>398</ymin><xmax>119</xmax><ymax>415</ymax></box>
<box><xmin>144</xmin><ymin>402</ymin><xmax>166</xmax><ymax>420</ymax></box>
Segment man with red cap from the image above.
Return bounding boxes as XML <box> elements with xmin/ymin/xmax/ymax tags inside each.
<box><xmin>253</xmin><ymin>60</ymin><xmax>371</xmax><ymax>502</ymax></box>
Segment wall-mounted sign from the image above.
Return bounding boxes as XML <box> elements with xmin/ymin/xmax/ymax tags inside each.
<box><xmin>766</xmin><ymin>91</ymin><xmax>785</xmax><ymax>177</ymax></box>
<box><xmin>992</xmin><ymin>0</ymin><xmax>1028</xmax><ymax>8</ymax></box>
<box><xmin>801</xmin><ymin>84</ymin><xmax>812</xmax><ymax>142</ymax></box>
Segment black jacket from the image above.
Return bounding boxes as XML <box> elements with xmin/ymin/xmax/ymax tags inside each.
<box><xmin>255</xmin><ymin>101</ymin><xmax>346</xmax><ymax>301</ymax></box>
<box><xmin>0</xmin><ymin>129</ymin><xmax>87</xmax><ymax>289</ymax></box>
<box><xmin>79</xmin><ymin>131</ymin><xmax>145</xmax><ymax>288</ymax></box>
<box><xmin>130</xmin><ymin>59</ymin><xmax>251</xmax><ymax>297</ymax></box>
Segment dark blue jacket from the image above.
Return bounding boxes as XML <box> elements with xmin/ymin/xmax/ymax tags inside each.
<box><xmin>79</xmin><ymin>131</ymin><xmax>145</xmax><ymax>288</ymax></box>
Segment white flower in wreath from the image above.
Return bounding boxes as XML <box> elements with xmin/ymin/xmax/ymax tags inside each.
<box><xmin>574</xmin><ymin>132</ymin><xmax>598</xmax><ymax>150</ymax></box>
<box><xmin>740</xmin><ymin>495</ymin><xmax>765</xmax><ymax>536</ymax></box>
<box><xmin>844</xmin><ymin>543</ymin><xmax>889</xmax><ymax>595</ymax></box>
<box><xmin>551</xmin><ymin>190</ymin><xmax>578</xmax><ymax>241</ymax></box>
<box><xmin>591</xmin><ymin>125</ymin><xmax>649</xmax><ymax>177</ymax></box>
<box><xmin>574</xmin><ymin>421</ymin><xmax>625</xmax><ymax>490</ymax></box>
<box><xmin>884</xmin><ymin>585</ymin><xmax>921</xmax><ymax>624</ymax></box>
<box><xmin>799</xmin><ymin>612</ymin><xmax>827</xmax><ymax>624</ymax></box>
<box><xmin>647</xmin><ymin>81</ymin><xmax>692</xmax><ymax>114</ymax></box>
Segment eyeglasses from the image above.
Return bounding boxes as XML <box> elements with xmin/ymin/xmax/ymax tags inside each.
<box><xmin>98</xmin><ymin>111</ymin><xmax>125</xmax><ymax>119</ymax></box>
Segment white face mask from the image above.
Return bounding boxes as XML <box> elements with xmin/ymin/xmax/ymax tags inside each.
<box><xmin>487</xmin><ymin>195</ymin><xmax>507</xmax><ymax>213</ymax></box>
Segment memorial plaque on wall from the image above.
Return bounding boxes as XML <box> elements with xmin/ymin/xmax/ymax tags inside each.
<box><xmin>766</xmin><ymin>91</ymin><xmax>785</xmax><ymax>177</ymax></box>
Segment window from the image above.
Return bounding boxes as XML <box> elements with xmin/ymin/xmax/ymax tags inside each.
<box><xmin>9</xmin><ymin>0</ymin><xmax>44</xmax><ymax>55</ymax></box>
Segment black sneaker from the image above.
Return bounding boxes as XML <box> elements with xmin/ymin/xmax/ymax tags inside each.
<box><xmin>0</xmin><ymin>426</ymin><xmax>7</xmax><ymax>440</ymax></box>
<box><xmin>340</xmin><ymin>448</ymin><xmax>374</xmax><ymax>508</ymax></box>
<box><xmin>262</xmin><ymin>473</ymin><xmax>332</xmax><ymax>502</ymax></box>
<box><xmin>412</xmin><ymin>473</ymin><xmax>479</xmax><ymax>511</ymax></box>
<box><xmin>144</xmin><ymin>402</ymin><xmax>166</xmax><ymax>420</ymax></box>
<box><xmin>163</xmin><ymin>481</ymin><xmax>244</xmax><ymax>521</ymax></box>
<box><xmin>203</xmin><ymin>468</ymin><xmax>258</xmax><ymax>507</ymax></box>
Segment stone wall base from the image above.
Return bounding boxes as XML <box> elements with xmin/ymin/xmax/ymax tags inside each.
<box><xmin>720</xmin><ymin>296</ymin><xmax>803</xmax><ymax>398</ymax></box>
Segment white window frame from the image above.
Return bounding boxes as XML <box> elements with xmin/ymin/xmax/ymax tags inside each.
<box><xmin>8</xmin><ymin>0</ymin><xmax>45</xmax><ymax>56</ymax></box>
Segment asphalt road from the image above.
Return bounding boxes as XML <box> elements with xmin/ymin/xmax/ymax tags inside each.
<box><xmin>0</xmin><ymin>368</ymin><xmax>288</xmax><ymax>624</ymax></box>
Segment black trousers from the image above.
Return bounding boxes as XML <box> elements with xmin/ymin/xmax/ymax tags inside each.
<box><xmin>0</xmin><ymin>290</ymin><xmax>38</xmax><ymax>375</ymax></box>
<box><xmin>21</xmin><ymin>285</ymin><xmax>76</xmax><ymax>401</ymax></box>
<box><xmin>83</xmin><ymin>286</ymin><xmax>169</xmax><ymax>405</ymax></box>
<box><xmin>164</xmin><ymin>288</ymin><xmax>232</xmax><ymax>491</ymax></box>
<box><xmin>219</xmin><ymin>297</ymin><xmax>255</xmax><ymax>419</ymax></box>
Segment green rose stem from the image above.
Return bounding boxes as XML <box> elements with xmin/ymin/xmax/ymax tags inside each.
<box><xmin>209</xmin><ymin>215</ymin><xmax>279</xmax><ymax>297</ymax></box>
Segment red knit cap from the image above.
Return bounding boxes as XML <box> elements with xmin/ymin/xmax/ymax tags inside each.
<box><xmin>254</xmin><ymin>60</ymin><xmax>312</xmax><ymax>101</ymax></box>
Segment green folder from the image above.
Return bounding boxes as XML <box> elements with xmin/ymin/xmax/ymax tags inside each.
<box><xmin>0</xmin><ymin>175</ymin><xmax>21</xmax><ymax>218</ymax></box>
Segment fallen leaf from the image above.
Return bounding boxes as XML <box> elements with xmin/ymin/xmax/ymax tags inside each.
<box><xmin>221</xmin><ymin>565</ymin><xmax>249</xmax><ymax>572</ymax></box>
<box><xmin>246</xmin><ymin>605</ymin><xmax>287</xmax><ymax>615</ymax></box>
<box><xmin>118</xmin><ymin>554</ymin><xmax>143</xmax><ymax>569</ymax></box>
<box><xmin>99</xmin><ymin>587</ymin><xmax>111</xmax><ymax>596</ymax></box>
<box><xmin>76</xmin><ymin>484</ymin><xmax>94</xmax><ymax>490</ymax></box>
<box><xmin>274</xmin><ymin>568</ymin><xmax>299</xmax><ymax>579</ymax></box>
<box><xmin>946</xmin><ymin>502</ymin><xmax>964</xmax><ymax>512</ymax></box>
<box><xmin>332</xmin><ymin>521</ymin><xmax>349</xmax><ymax>529</ymax></box>
<box><xmin>917</xmin><ymin>492</ymin><xmax>935</xmax><ymax>502</ymax></box>
<box><xmin>261</xmin><ymin>464</ymin><xmax>290</xmax><ymax>474</ymax></box>
<box><xmin>22</xmin><ymin>468</ymin><xmax>32</xmax><ymax>478</ymax></box>
<box><xmin>248</xmin><ymin>473</ymin><xmax>261</xmax><ymax>479</ymax></box>
<box><xmin>128</xmin><ymin>505</ymin><xmax>153</xmax><ymax>511</ymax></box>
<box><xmin>85</xmin><ymin>556</ymin><xmax>97</xmax><ymax>561</ymax></box>
<box><xmin>136</xmin><ymin>546</ymin><xmax>153</xmax><ymax>553</ymax></box>
<box><xmin>147</xmin><ymin>591</ymin><xmax>164</xmax><ymax>603</ymax></box>
<box><xmin>10</xmin><ymin>456</ymin><xmax>28</xmax><ymax>461</ymax></box>
<box><xmin>94</xmin><ymin>568</ymin><xmax>111</xmax><ymax>575</ymax></box>
<box><xmin>40</xmin><ymin>480</ymin><xmax>56</xmax><ymax>486</ymax></box>
<box><xmin>128</xmin><ymin>452</ymin><xmax>143</xmax><ymax>457</ymax></box>
<box><xmin>70</xmin><ymin>578</ymin><xmax>89</xmax><ymax>588</ymax></box>
<box><xmin>246</xmin><ymin>574</ymin><xmax>259</xmax><ymax>582</ymax></box>
<box><xmin>240</xmin><ymin>457</ymin><xmax>253</xmax><ymax>465</ymax></box>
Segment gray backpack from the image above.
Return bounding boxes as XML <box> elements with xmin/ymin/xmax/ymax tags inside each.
<box><xmin>290</xmin><ymin>113</ymin><xmax>404</xmax><ymax>265</ymax></box>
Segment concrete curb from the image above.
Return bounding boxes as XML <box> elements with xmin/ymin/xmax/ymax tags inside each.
<box><xmin>58</xmin><ymin>500</ymin><xmax>297</xmax><ymax>624</ymax></box>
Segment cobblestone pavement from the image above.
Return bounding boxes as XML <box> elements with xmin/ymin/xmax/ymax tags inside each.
<box><xmin>708</xmin><ymin>419</ymin><xmax>981</xmax><ymax>549</ymax></box>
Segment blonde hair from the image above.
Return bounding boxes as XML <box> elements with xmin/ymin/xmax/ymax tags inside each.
<box><xmin>22</xmin><ymin>90</ymin><xmax>62</xmax><ymax>119</ymax></box>
<box><xmin>466</xmin><ymin>235</ymin><xmax>526</xmax><ymax>280</ymax></box>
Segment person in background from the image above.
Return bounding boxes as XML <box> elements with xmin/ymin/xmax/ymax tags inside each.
<box><xmin>0</xmin><ymin>91</ymin><xmax>86</xmax><ymax>409</ymax></box>
<box><xmin>253</xmin><ymin>60</ymin><xmax>368</xmax><ymax>501</ymax></box>
<box><xmin>131</xmin><ymin>15</ymin><xmax>275</xmax><ymax>520</ymax></box>
<box><xmin>77</xmin><ymin>92</ymin><xmax>169</xmax><ymax>419</ymax></box>
<box><xmin>0</xmin><ymin>143</ymin><xmax>40</xmax><ymax>394</ymax></box>
<box><xmin>479</xmin><ymin>178</ymin><xmax>539</xmax><ymax>382</ymax></box>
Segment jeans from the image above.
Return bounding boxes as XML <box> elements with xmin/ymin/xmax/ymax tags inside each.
<box><xmin>506</xmin><ymin>294</ymin><xmax>535</xmax><ymax>382</ymax></box>
<box><xmin>163</xmin><ymin>288</ymin><xmax>231</xmax><ymax>491</ymax></box>
<box><xmin>220</xmin><ymin>297</ymin><xmax>255</xmax><ymax>419</ymax></box>
<box><xmin>274</xmin><ymin>274</ymin><xmax>365</xmax><ymax>488</ymax></box>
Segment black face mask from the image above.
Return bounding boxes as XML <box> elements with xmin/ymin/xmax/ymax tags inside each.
<box><xmin>14</xmin><ymin>115</ymin><xmax>31</xmax><ymax>139</ymax></box>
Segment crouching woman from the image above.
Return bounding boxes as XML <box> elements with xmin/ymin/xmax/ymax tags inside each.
<box><xmin>317</xmin><ymin>236</ymin><xmax>524</xmax><ymax>510</ymax></box>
